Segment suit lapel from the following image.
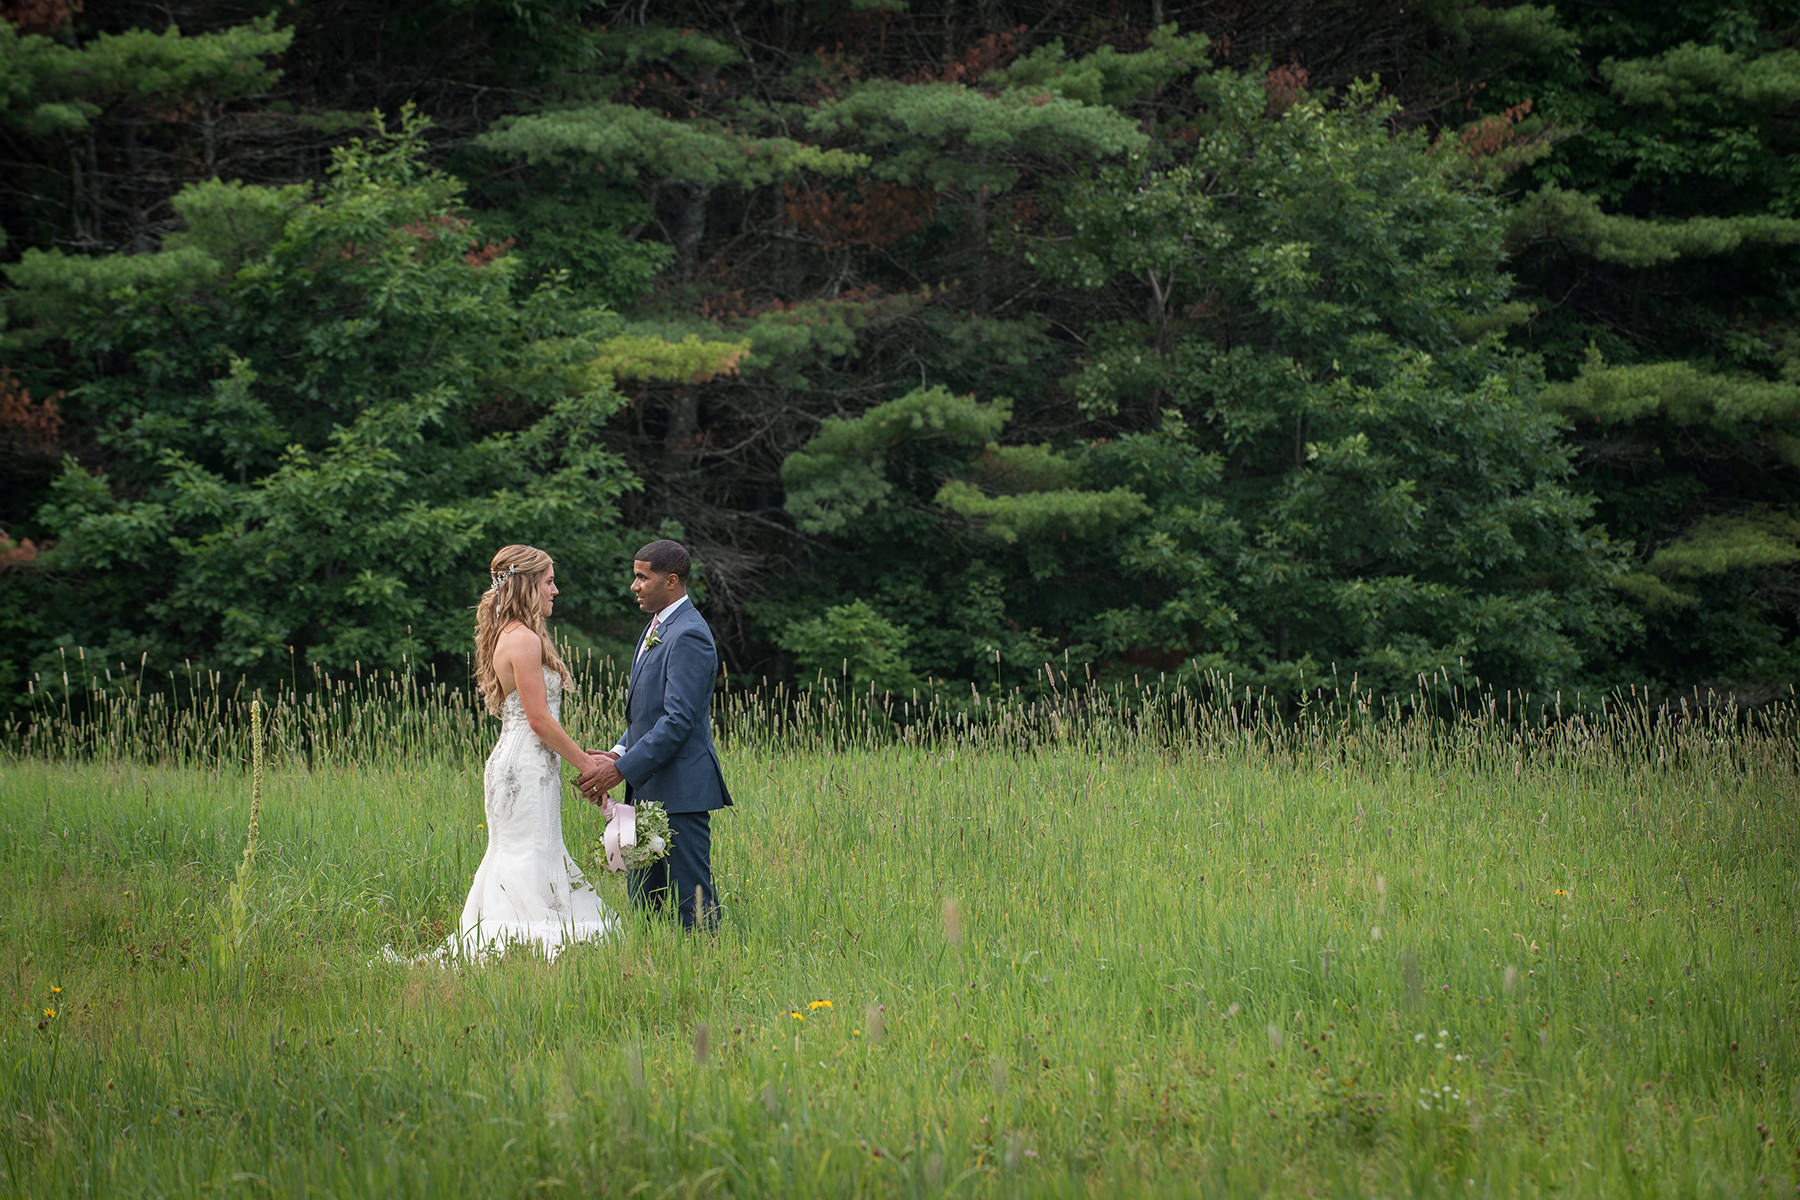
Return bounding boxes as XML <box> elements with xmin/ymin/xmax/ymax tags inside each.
<box><xmin>626</xmin><ymin>605</ymin><xmax>684</xmax><ymax>704</ymax></box>
<box><xmin>628</xmin><ymin>619</ymin><xmax>654</xmax><ymax>680</ymax></box>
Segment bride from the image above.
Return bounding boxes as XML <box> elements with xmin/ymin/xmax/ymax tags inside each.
<box><xmin>451</xmin><ymin>543</ymin><xmax>618</xmax><ymax>959</ymax></box>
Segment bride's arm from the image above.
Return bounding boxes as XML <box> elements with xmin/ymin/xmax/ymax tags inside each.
<box><xmin>497</xmin><ymin>627</ymin><xmax>595</xmax><ymax>771</ymax></box>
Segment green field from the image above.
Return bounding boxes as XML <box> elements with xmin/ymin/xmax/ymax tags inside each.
<box><xmin>3</xmin><ymin>679</ymin><xmax>1796</xmax><ymax>1197</ymax></box>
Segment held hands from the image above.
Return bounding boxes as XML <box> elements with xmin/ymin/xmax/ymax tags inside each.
<box><xmin>577</xmin><ymin>750</ymin><xmax>624</xmax><ymax>803</ymax></box>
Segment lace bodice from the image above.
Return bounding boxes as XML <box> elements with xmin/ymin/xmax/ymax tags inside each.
<box><xmin>499</xmin><ymin>666</ymin><xmax>563</xmax><ymax>729</ymax></box>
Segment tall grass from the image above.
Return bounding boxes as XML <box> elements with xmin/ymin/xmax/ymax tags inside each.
<box><xmin>2</xmin><ymin>659</ymin><xmax>1795</xmax><ymax>1197</ymax></box>
<box><xmin>13</xmin><ymin>644</ymin><xmax>1796</xmax><ymax>775</ymax></box>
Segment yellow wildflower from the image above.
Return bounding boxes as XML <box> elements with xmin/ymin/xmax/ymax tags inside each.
<box><xmin>809</xmin><ymin>1000</ymin><xmax>832</xmax><ymax>1010</ymax></box>
<box><xmin>788</xmin><ymin>1011</ymin><xmax>804</xmax><ymax>1021</ymax></box>
<box><xmin>42</xmin><ymin>1008</ymin><xmax>56</xmax><ymax>1019</ymax></box>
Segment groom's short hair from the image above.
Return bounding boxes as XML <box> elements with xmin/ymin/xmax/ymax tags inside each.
<box><xmin>635</xmin><ymin>539</ymin><xmax>690</xmax><ymax>581</ymax></box>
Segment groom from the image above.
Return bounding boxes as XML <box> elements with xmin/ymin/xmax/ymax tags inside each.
<box><xmin>578</xmin><ymin>539</ymin><xmax>731</xmax><ymax>930</ymax></box>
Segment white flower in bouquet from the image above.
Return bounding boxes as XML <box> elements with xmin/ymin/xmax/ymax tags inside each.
<box><xmin>621</xmin><ymin>801</ymin><xmax>674</xmax><ymax>868</ymax></box>
<box><xmin>590</xmin><ymin>800</ymin><xmax>674</xmax><ymax>873</ymax></box>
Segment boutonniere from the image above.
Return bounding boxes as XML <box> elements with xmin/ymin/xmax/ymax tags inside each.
<box><xmin>645</xmin><ymin>629</ymin><xmax>663</xmax><ymax>649</ymax></box>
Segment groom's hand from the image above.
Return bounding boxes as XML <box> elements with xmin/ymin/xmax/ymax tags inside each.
<box><xmin>577</xmin><ymin>752</ymin><xmax>624</xmax><ymax>801</ymax></box>
<box><xmin>575</xmin><ymin>754</ymin><xmax>609</xmax><ymax>803</ymax></box>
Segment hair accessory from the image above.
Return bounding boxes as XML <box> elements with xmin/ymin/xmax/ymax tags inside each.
<box><xmin>490</xmin><ymin>563</ymin><xmax>524</xmax><ymax>588</ymax></box>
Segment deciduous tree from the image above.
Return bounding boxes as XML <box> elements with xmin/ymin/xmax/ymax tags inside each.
<box><xmin>0</xmin><ymin>112</ymin><xmax>670</xmax><ymax>700</ymax></box>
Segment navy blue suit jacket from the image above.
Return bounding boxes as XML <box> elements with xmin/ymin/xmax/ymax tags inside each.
<box><xmin>615</xmin><ymin>601</ymin><xmax>732</xmax><ymax>814</ymax></box>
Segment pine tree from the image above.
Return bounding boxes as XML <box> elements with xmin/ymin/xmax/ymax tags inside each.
<box><xmin>1458</xmin><ymin>1</ymin><xmax>1800</xmax><ymax>695</ymax></box>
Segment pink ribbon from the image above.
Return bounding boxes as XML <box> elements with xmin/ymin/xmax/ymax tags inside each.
<box><xmin>601</xmin><ymin>798</ymin><xmax>637</xmax><ymax>872</ymax></box>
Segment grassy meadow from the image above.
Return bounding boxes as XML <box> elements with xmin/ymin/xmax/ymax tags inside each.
<box><xmin>2</xmin><ymin>667</ymin><xmax>1797</xmax><ymax>1197</ymax></box>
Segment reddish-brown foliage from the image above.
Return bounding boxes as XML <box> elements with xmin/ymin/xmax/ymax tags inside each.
<box><xmin>1457</xmin><ymin>99</ymin><xmax>1534</xmax><ymax>163</ymax></box>
<box><xmin>929</xmin><ymin>27</ymin><xmax>1027</xmax><ymax>86</ymax></box>
<box><xmin>0</xmin><ymin>0</ymin><xmax>78</xmax><ymax>35</ymax></box>
<box><xmin>465</xmin><ymin>237</ymin><xmax>515</xmax><ymax>268</ymax></box>
<box><xmin>849</xmin><ymin>7</ymin><xmax>892</xmax><ymax>57</ymax></box>
<box><xmin>800</xmin><ymin>47</ymin><xmax>862</xmax><ymax>102</ymax></box>
<box><xmin>1265</xmin><ymin>59</ymin><xmax>1310</xmax><ymax>115</ymax></box>
<box><xmin>396</xmin><ymin>213</ymin><xmax>473</xmax><ymax>249</ymax></box>
<box><xmin>0</xmin><ymin>369</ymin><xmax>64</xmax><ymax>460</ymax></box>
<box><xmin>616</xmin><ymin>60</ymin><xmax>740</xmax><ymax>111</ymax></box>
<box><xmin>0</xmin><ymin>536</ymin><xmax>40</xmax><ymax>568</ymax></box>
<box><xmin>784</xmin><ymin>177</ymin><xmax>936</xmax><ymax>251</ymax></box>
<box><xmin>695</xmin><ymin>288</ymin><xmax>752</xmax><ymax>322</ymax></box>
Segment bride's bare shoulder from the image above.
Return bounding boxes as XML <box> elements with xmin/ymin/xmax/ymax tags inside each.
<box><xmin>493</xmin><ymin>622</ymin><xmax>541</xmax><ymax>668</ymax></box>
<box><xmin>496</xmin><ymin>621</ymin><xmax>542</xmax><ymax>649</ymax></box>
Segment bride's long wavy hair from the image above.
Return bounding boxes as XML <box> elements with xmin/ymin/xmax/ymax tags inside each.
<box><xmin>473</xmin><ymin>544</ymin><xmax>572</xmax><ymax>716</ymax></box>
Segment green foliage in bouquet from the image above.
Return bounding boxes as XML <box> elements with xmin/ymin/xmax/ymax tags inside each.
<box><xmin>589</xmin><ymin>801</ymin><xmax>673</xmax><ymax>875</ymax></box>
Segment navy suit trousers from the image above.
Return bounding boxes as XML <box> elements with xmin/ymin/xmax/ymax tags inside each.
<box><xmin>628</xmin><ymin>809</ymin><xmax>718</xmax><ymax>930</ymax></box>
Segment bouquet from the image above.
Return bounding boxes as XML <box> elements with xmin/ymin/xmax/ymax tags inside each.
<box><xmin>590</xmin><ymin>799</ymin><xmax>674</xmax><ymax>873</ymax></box>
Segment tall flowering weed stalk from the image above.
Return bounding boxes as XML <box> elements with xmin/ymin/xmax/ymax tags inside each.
<box><xmin>214</xmin><ymin>695</ymin><xmax>265</xmax><ymax>963</ymax></box>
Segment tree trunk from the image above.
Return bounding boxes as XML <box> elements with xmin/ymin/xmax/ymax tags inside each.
<box><xmin>673</xmin><ymin>183</ymin><xmax>711</xmax><ymax>280</ymax></box>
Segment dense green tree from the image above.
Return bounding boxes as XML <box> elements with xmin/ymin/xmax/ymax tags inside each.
<box><xmin>1451</xmin><ymin>1</ymin><xmax>1800</xmax><ymax>694</ymax></box>
<box><xmin>779</xmin><ymin>72</ymin><xmax>1631</xmax><ymax>698</ymax></box>
<box><xmin>4</xmin><ymin>0</ymin><xmax>1796</xmax><ymax>708</ymax></box>
<box><xmin>0</xmin><ymin>13</ymin><xmax>293</xmax><ymax>255</ymax></box>
<box><xmin>454</xmin><ymin>17</ymin><xmax>1220</xmax><ymax>642</ymax></box>
<box><xmin>772</xmin><ymin>385</ymin><xmax>1144</xmax><ymax>689</ymax></box>
<box><xmin>0</xmin><ymin>112</ymin><xmax>670</xmax><ymax>703</ymax></box>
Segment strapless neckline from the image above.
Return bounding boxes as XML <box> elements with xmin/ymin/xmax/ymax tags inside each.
<box><xmin>500</xmin><ymin>666</ymin><xmax>563</xmax><ymax>726</ymax></box>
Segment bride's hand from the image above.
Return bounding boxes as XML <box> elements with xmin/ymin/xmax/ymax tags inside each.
<box><xmin>575</xmin><ymin>752</ymin><xmax>610</xmax><ymax>804</ymax></box>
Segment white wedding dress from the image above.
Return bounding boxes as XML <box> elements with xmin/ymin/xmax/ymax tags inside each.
<box><xmin>448</xmin><ymin>666</ymin><xmax>618</xmax><ymax>961</ymax></box>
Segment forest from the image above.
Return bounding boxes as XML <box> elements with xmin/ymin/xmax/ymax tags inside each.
<box><xmin>2</xmin><ymin>0</ymin><xmax>1796</xmax><ymax>710</ymax></box>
